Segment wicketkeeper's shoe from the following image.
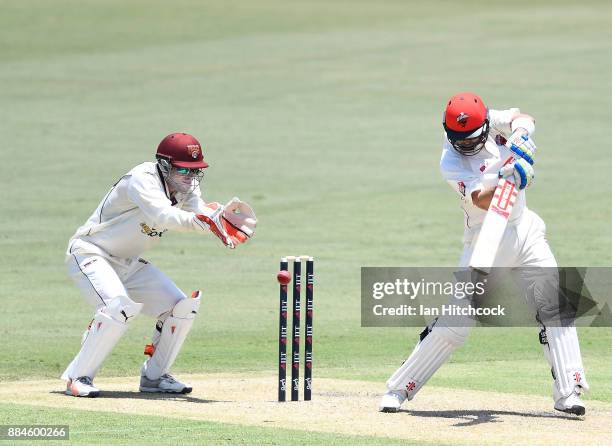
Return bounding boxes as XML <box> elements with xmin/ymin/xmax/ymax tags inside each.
<box><xmin>139</xmin><ymin>373</ymin><xmax>193</xmax><ymax>394</ymax></box>
<box><xmin>65</xmin><ymin>376</ymin><xmax>100</xmax><ymax>398</ymax></box>
<box><xmin>554</xmin><ymin>388</ymin><xmax>586</xmax><ymax>416</ymax></box>
<box><xmin>378</xmin><ymin>390</ymin><xmax>406</xmax><ymax>413</ymax></box>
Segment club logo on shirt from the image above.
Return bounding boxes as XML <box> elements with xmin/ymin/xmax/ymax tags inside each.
<box><xmin>456</xmin><ymin>112</ymin><xmax>469</xmax><ymax>128</ymax></box>
<box><xmin>186</xmin><ymin>144</ymin><xmax>200</xmax><ymax>159</ymax></box>
<box><xmin>140</xmin><ymin>222</ymin><xmax>167</xmax><ymax>238</ymax></box>
<box><xmin>495</xmin><ymin>134</ymin><xmax>507</xmax><ymax>146</ymax></box>
<box><xmin>457</xmin><ymin>181</ymin><xmax>466</xmax><ymax>197</ymax></box>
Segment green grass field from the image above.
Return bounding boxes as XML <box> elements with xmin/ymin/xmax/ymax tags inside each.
<box><xmin>0</xmin><ymin>403</ymin><xmax>435</xmax><ymax>446</ymax></box>
<box><xmin>1</xmin><ymin>0</ymin><xmax>611</xmax><ymax>444</ymax></box>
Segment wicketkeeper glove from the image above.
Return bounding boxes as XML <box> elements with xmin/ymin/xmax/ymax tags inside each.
<box><xmin>195</xmin><ymin>202</ymin><xmax>235</xmax><ymax>249</ymax></box>
<box><xmin>499</xmin><ymin>158</ymin><xmax>534</xmax><ymax>190</ymax></box>
<box><xmin>506</xmin><ymin>131</ymin><xmax>536</xmax><ymax>165</ymax></box>
<box><xmin>221</xmin><ymin>197</ymin><xmax>257</xmax><ymax>245</ymax></box>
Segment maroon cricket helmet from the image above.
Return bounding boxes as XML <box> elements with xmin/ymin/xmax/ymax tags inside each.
<box><xmin>156</xmin><ymin>133</ymin><xmax>209</xmax><ymax>169</ymax></box>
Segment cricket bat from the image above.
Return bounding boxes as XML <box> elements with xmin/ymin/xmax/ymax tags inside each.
<box><xmin>468</xmin><ymin>147</ymin><xmax>526</xmax><ymax>274</ymax></box>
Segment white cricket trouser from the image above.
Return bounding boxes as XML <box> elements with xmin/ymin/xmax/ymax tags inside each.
<box><xmin>66</xmin><ymin>240</ymin><xmax>186</xmax><ymax>317</ymax></box>
<box><xmin>386</xmin><ymin>209</ymin><xmax>588</xmax><ymax>401</ymax></box>
<box><xmin>460</xmin><ymin>208</ymin><xmax>556</xmax><ymax>269</ymax></box>
<box><xmin>436</xmin><ymin>209</ymin><xmax>557</xmax><ymax>333</ymax></box>
<box><xmin>62</xmin><ymin>239</ymin><xmax>193</xmax><ymax>381</ymax></box>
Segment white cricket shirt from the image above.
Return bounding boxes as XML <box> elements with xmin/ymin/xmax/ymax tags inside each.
<box><xmin>67</xmin><ymin>162</ymin><xmax>209</xmax><ymax>261</ymax></box>
<box><xmin>440</xmin><ymin>108</ymin><xmax>529</xmax><ymax>229</ymax></box>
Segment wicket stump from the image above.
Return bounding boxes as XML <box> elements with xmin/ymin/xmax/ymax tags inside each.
<box><xmin>278</xmin><ymin>256</ymin><xmax>314</xmax><ymax>402</ymax></box>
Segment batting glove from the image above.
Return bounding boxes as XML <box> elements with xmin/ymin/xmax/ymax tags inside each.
<box><xmin>499</xmin><ymin>158</ymin><xmax>535</xmax><ymax>190</ymax></box>
<box><xmin>506</xmin><ymin>131</ymin><xmax>536</xmax><ymax>165</ymax></box>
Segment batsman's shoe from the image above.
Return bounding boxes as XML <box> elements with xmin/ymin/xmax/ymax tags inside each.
<box><xmin>66</xmin><ymin>376</ymin><xmax>100</xmax><ymax>398</ymax></box>
<box><xmin>378</xmin><ymin>390</ymin><xmax>406</xmax><ymax>413</ymax></box>
<box><xmin>554</xmin><ymin>388</ymin><xmax>586</xmax><ymax>416</ymax></box>
<box><xmin>139</xmin><ymin>373</ymin><xmax>193</xmax><ymax>394</ymax></box>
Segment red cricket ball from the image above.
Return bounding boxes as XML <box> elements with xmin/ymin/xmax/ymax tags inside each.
<box><xmin>277</xmin><ymin>270</ymin><xmax>291</xmax><ymax>285</ymax></box>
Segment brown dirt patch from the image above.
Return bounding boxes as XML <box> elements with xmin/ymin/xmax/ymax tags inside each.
<box><xmin>1</xmin><ymin>373</ymin><xmax>610</xmax><ymax>445</ymax></box>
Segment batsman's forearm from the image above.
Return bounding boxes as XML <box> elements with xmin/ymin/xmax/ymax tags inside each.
<box><xmin>472</xmin><ymin>186</ymin><xmax>496</xmax><ymax>210</ymax></box>
<box><xmin>510</xmin><ymin>113</ymin><xmax>535</xmax><ymax>135</ymax></box>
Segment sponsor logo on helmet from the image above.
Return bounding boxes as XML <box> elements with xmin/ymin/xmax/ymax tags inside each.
<box><xmin>456</xmin><ymin>112</ymin><xmax>469</xmax><ymax>127</ymax></box>
<box><xmin>187</xmin><ymin>144</ymin><xmax>200</xmax><ymax>159</ymax></box>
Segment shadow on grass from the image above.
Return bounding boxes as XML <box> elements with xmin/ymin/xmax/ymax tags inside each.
<box><xmin>402</xmin><ymin>409</ymin><xmax>583</xmax><ymax>426</ymax></box>
<box><xmin>50</xmin><ymin>390</ymin><xmax>221</xmax><ymax>404</ymax></box>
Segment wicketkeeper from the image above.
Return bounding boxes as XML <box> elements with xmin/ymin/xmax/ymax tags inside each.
<box><xmin>62</xmin><ymin>133</ymin><xmax>257</xmax><ymax>397</ymax></box>
<box><xmin>379</xmin><ymin>93</ymin><xmax>589</xmax><ymax>415</ymax></box>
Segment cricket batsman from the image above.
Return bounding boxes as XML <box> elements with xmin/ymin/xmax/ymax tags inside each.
<box><xmin>378</xmin><ymin>93</ymin><xmax>589</xmax><ymax>415</ymax></box>
<box><xmin>62</xmin><ymin>133</ymin><xmax>257</xmax><ymax>397</ymax></box>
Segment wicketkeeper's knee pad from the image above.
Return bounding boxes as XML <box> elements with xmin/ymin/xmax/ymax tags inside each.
<box><xmin>105</xmin><ymin>294</ymin><xmax>144</xmax><ymax>323</ymax></box>
<box><xmin>142</xmin><ymin>291</ymin><xmax>202</xmax><ymax>380</ymax></box>
<box><xmin>62</xmin><ymin>295</ymin><xmax>143</xmax><ymax>381</ymax></box>
<box><xmin>386</xmin><ymin>322</ymin><xmax>470</xmax><ymax>400</ymax></box>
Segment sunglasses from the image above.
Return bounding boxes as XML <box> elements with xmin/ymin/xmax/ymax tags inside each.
<box><xmin>175</xmin><ymin>167</ymin><xmax>204</xmax><ymax>176</ymax></box>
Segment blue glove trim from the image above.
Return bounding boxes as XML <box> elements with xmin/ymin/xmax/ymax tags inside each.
<box><xmin>509</xmin><ymin>143</ymin><xmax>534</xmax><ymax>165</ymax></box>
<box><xmin>514</xmin><ymin>162</ymin><xmax>528</xmax><ymax>189</ymax></box>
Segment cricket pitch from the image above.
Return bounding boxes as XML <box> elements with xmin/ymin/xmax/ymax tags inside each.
<box><xmin>1</xmin><ymin>373</ymin><xmax>610</xmax><ymax>445</ymax></box>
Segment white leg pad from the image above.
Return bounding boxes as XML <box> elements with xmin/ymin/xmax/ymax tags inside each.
<box><xmin>61</xmin><ymin>296</ymin><xmax>143</xmax><ymax>381</ymax></box>
<box><xmin>142</xmin><ymin>293</ymin><xmax>201</xmax><ymax>380</ymax></box>
<box><xmin>386</xmin><ymin>324</ymin><xmax>468</xmax><ymax>400</ymax></box>
<box><xmin>545</xmin><ymin>325</ymin><xmax>589</xmax><ymax>398</ymax></box>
